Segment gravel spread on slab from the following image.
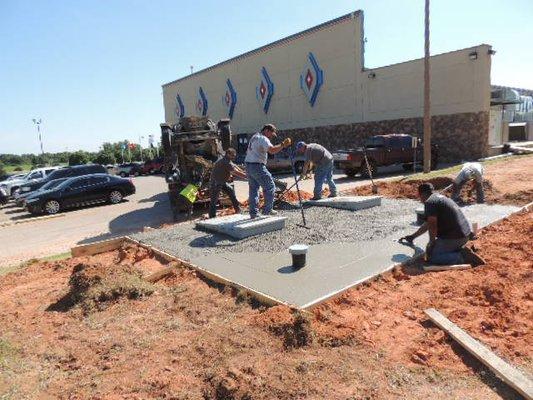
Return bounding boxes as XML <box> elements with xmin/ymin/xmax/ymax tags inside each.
<box><xmin>132</xmin><ymin>199</ymin><xmax>421</xmax><ymax>261</ymax></box>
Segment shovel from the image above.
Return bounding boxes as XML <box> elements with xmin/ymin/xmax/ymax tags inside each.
<box><xmin>289</xmin><ymin>147</ymin><xmax>309</xmax><ymax>229</ymax></box>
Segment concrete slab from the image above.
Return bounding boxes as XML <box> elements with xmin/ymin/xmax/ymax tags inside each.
<box><xmin>196</xmin><ymin>214</ymin><xmax>287</xmax><ymax>239</ymax></box>
<box><xmin>304</xmin><ymin>195</ymin><xmax>381</xmax><ymax>211</ymax></box>
<box><xmin>134</xmin><ymin>200</ymin><xmax>519</xmax><ymax>309</ymax></box>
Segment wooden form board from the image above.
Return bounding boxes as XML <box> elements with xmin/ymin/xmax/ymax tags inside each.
<box><xmin>423</xmin><ymin>264</ymin><xmax>471</xmax><ymax>272</ymax></box>
<box><xmin>425</xmin><ymin>308</ymin><xmax>533</xmax><ymax>400</ymax></box>
<box><xmin>71</xmin><ymin>237</ymin><xmax>125</xmax><ymax>257</ymax></box>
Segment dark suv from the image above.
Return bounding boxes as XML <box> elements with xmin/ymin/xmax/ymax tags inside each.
<box><xmin>18</xmin><ymin>164</ymin><xmax>107</xmax><ymax>196</ymax></box>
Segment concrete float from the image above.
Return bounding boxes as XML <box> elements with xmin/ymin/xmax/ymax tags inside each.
<box><xmin>304</xmin><ymin>195</ymin><xmax>382</xmax><ymax>211</ymax></box>
<box><xmin>195</xmin><ymin>214</ymin><xmax>287</xmax><ymax>239</ymax></box>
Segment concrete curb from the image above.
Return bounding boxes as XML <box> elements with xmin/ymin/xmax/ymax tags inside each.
<box><xmin>0</xmin><ymin>213</ymin><xmax>65</xmax><ymax>228</ymax></box>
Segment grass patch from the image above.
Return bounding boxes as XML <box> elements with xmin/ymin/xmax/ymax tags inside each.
<box><xmin>0</xmin><ymin>338</ymin><xmax>18</xmax><ymax>368</ymax></box>
<box><xmin>0</xmin><ymin>251</ymin><xmax>71</xmax><ymax>277</ymax></box>
<box><xmin>3</xmin><ymin>163</ymin><xmax>32</xmax><ymax>174</ymax></box>
<box><xmin>404</xmin><ymin>153</ymin><xmax>532</xmax><ymax>182</ymax></box>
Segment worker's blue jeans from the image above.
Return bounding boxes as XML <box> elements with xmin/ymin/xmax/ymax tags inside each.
<box><xmin>428</xmin><ymin>237</ymin><xmax>469</xmax><ymax>265</ymax></box>
<box><xmin>314</xmin><ymin>160</ymin><xmax>337</xmax><ymax>198</ymax></box>
<box><xmin>245</xmin><ymin>162</ymin><xmax>275</xmax><ymax>217</ymax></box>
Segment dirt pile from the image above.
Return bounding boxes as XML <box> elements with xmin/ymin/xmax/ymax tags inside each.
<box><xmin>312</xmin><ymin>209</ymin><xmax>533</xmax><ymax>371</ymax></box>
<box><xmin>67</xmin><ymin>259</ymin><xmax>155</xmax><ymax>313</ymax></box>
<box><xmin>346</xmin><ymin>177</ymin><xmax>532</xmax><ymax>205</ymax></box>
<box><xmin>346</xmin><ymin>156</ymin><xmax>533</xmax><ymax>206</ymax></box>
<box><xmin>218</xmin><ymin>189</ymin><xmax>314</xmax><ymax>216</ymax></box>
<box><xmin>255</xmin><ymin>306</ymin><xmax>314</xmax><ymax>348</ymax></box>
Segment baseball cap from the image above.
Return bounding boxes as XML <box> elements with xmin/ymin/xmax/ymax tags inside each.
<box><xmin>296</xmin><ymin>141</ymin><xmax>306</xmax><ymax>152</ymax></box>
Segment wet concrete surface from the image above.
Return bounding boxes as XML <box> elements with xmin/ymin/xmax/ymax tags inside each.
<box><xmin>132</xmin><ymin>200</ymin><xmax>519</xmax><ymax>308</ymax></box>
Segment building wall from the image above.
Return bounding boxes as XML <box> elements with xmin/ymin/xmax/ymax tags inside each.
<box><xmin>162</xmin><ymin>11</ymin><xmax>493</xmax><ymax>160</ymax></box>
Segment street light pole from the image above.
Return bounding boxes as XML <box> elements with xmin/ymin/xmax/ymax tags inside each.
<box><xmin>32</xmin><ymin>118</ymin><xmax>44</xmax><ymax>156</ymax></box>
<box><xmin>139</xmin><ymin>135</ymin><xmax>145</xmax><ymax>162</ymax></box>
<box><xmin>423</xmin><ymin>0</ymin><xmax>432</xmax><ymax>173</ymax></box>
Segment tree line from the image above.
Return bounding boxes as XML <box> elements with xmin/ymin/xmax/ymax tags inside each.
<box><xmin>0</xmin><ymin>141</ymin><xmax>162</xmax><ymax>176</ymax></box>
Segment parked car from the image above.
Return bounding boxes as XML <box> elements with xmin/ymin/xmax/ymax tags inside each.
<box><xmin>141</xmin><ymin>158</ymin><xmax>164</xmax><ymax>175</ymax></box>
<box><xmin>266</xmin><ymin>149</ymin><xmax>307</xmax><ymax>174</ymax></box>
<box><xmin>0</xmin><ymin>167</ymin><xmax>60</xmax><ymax>196</ymax></box>
<box><xmin>14</xmin><ymin>177</ymin><xmax>69</xmax><ymax>207</ymax></box>
<box><xmin>0</xmin><ymin>186</ymin><xmax>8</xmax><ymax>206</ymax></box>
<box><xmin>116</xmin><ymin>162</ymin><xmax>143</xmax><ymax>177</ymax></box>
<box><xmin>333</xmin><ymin>134</ymin><xmax>439</xmax><ymax>177</ymax></box>
<box><xmin>17</xmin><ymin>164</ymin><xmax>107</xmax><ymax>196</ymax></box>
<box><xmin>25</xmin><ymin>174</ymin><xmax>136</xmax><ymax>215</ymax></box>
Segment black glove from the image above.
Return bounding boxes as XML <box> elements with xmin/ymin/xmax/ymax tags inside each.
<box><xmin>399</xmin><ymin>235</ymin><xmax>415</xmax><ymax>244</ymax></box>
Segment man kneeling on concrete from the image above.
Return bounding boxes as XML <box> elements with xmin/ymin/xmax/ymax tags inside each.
<box><xmin>400</xmin><ymin>183</ymin><xmax>484</xmax><ymax>266</ymax></box>
<box><xmin>208</xmin><ymin>148</ymin><xmax>247</xmax><ymax>218</ymax></box>
<box><xmin>450</xmin><ymin>162</ymin><xmax>484</xmax><ymax>204</ymax></box>
<box><xmin>296</xmin><ymin>141</ymin><xmax>337</xmax><ymax>200</ymax></box>
<box><xmin>245</xmin><ymin>124</ymin><xmax>291</xmax><ymax>218</ymax></box>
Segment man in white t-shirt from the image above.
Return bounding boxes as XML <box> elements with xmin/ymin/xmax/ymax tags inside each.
<box><xmin>244</xmin><ymin>124</ymin><xmax>291</xmax><ymax>218</ymax></box>
<box><xmin>451</xmin><ymin>162</ymin><xmax>484</xmax><ymax>203</ymax></box>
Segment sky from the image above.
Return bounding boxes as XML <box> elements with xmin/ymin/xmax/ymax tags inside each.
<box><xmin>0</xmin><ymin>0</ymin><xmax>532</xmax><ymax>155</ymax></box>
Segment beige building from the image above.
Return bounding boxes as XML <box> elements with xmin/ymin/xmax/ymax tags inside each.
<box><xmin>162</xmin><ymin>11</ymin><xmax>497</xmax><ymax>161</ymax></box>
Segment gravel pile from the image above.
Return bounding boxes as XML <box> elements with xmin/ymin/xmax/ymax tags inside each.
<box><xmin>132</xmin><ymin>199</ymin><xmax>420</xmax><ymax>261</ymax></box>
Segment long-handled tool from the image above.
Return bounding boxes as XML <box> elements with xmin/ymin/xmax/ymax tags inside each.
<box><xmin>363</xmin><ymin>146</ymin><xmax>378</xmax><ymax>194</ymax></box>
<box><xmin>273</xmin><ymin>177</ymin><xmax>302</xmax><ymax>206</ymax></box>
<box><xmin>288</xmin><ymin>147</ymin><xmax>309</xmax><ymax>229</ymax></box>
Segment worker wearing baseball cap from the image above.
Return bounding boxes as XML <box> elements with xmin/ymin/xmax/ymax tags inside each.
<box><xmin>244</xmin><ymin>124</ymin><xmax>291</xmax><ymax>218</ymax></box>
<box><xmin>296</xmin><ymin>141</ymin><xmax>337</xmax><ymax>200</ymax></box>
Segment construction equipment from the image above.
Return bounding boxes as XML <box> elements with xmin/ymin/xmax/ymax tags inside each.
<box><xmin>161</xmin><ymin>116</ymin><xmax>231</xmax><ymax>220</ymax></box>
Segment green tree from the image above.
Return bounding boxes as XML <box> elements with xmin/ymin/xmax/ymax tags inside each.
<box><xmin>0</xmin><ymin>162</ymin><xmax>6</xmax><ymax>177</ymax></box>
<box><xmin>68</xmin><ymin>151</ymin><xmax>90</xmax><ymax>166</ymax></box>
<box><xmin>94</xmin><ymin>150</ymin><xmax>116</xmax><ymax>165</ymax></box>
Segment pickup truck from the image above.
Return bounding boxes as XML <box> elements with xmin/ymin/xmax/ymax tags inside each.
<box><xmin>333</xmin><ymin>134</ymin><xmax>438</xmax><ymax>177</ymax></box>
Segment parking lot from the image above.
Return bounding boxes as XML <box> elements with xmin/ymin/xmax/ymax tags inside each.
<box><xmin>0</xmin><ymin>166</ymin><xmax>407</xmax><ymax>267</ymax></box>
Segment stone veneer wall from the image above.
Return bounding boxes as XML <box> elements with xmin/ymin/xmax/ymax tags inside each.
<box><xmin>268</xmin><ymin>111</ymin><xmax>488</xmax><ymax>162</ymax></box>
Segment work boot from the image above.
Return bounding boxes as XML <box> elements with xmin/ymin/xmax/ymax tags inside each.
<box><xmin>328</xmin><ymin>193</ymin><xmax>337</xmax><ymax>198</ymax></box>
<box><xmin>460</xmin><ymin>246</ymin><xmax>486</xmax><ymax>267</ymax></box>
<box><xmin>310</xmin><ymin>196</ymin><xmax>322</xmax><ymax>201</ymax></box>
<box><xmin>262</xmin><ymin>210</ymin><xmax>278</xmax><ymax>216</ymax></box>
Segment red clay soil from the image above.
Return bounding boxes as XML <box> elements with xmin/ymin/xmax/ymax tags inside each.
<box><xmin>346</xmin><ymin>156</ymin><xmax>533</xmax><ymax>206</ymax></box>
<box><xmin>218</xmin><ymin>189</ymin><xmax>314</xmax><ymax>216</ymax></box>
<box><xmin>1</xmin><ymin>212</ymin><xmax>531</xmax><ymax>399</ymax></box>
<box><xmin>311</xmin><ymin>210</ymin><xmax>533</xmax><ymax>373</ymax></box>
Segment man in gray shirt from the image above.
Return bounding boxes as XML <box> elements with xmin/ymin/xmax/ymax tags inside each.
<box><xmin>296</xmin><ymin>141</ymin><xmax>337</xmax><ymax>200</ymax></box>
<box><xmin>400</xmin><ymin>183</ymin><xmax>484</xmax><ymax>266</ymax></box>
<box><xmin>208</xmin><ymin>148</ymin><xmax>247</xmax><ymax>218</ymax></box>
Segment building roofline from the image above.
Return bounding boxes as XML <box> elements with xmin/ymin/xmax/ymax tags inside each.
<box><xmin>492</xmin><ymin>84</ymin><xmax>533</xmax><ymax>94</ymax></box>
<box><xmin>162</xmin><ymin>10</ymin><xmax>362</xmax><ymax>88</ymax></box>
<box><xmin>364</xmin><ymin>44</ymin><xmax>493</xmax><ymax>72</ymax></box>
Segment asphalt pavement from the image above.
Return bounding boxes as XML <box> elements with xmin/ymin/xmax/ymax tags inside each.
<box><xmin>0</xmin><ymin>166</ymin><xmax>407</xmax><ymax>267</ymax></box>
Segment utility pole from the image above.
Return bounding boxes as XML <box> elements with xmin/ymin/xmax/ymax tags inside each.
<box><xmin>32</xmin><ymin>118</ymin><xmax>44</xmax><ymax>156</ymax></box>
<box><xmin>423</xmin><ymin>0</ymin><xmax>432</xmax><ymax>173</ymax></box>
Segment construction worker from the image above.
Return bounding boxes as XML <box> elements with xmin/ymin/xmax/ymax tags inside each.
<box><xmin>399</xmin><ymin>183</ymin><xmax>484</xmax><ymax>266</ymax></box>
<box><xmin>295</xmin><ymin>141</ymin><xmax>337</xmax><ymax>200</ymax></box>
<box><xmin>208</xmin><ymin>148</ymin><xmax>247</xmax><ymax>218</ymax></box>
<box><xmin>244</xmin><ymin>124</ymin><xmax>291</xmax><ymax>218</ymax></box>
<box><xmin>450</xmin><ymin>162</ymin><xmax>485</xmax><ymax>204</ymax></box>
